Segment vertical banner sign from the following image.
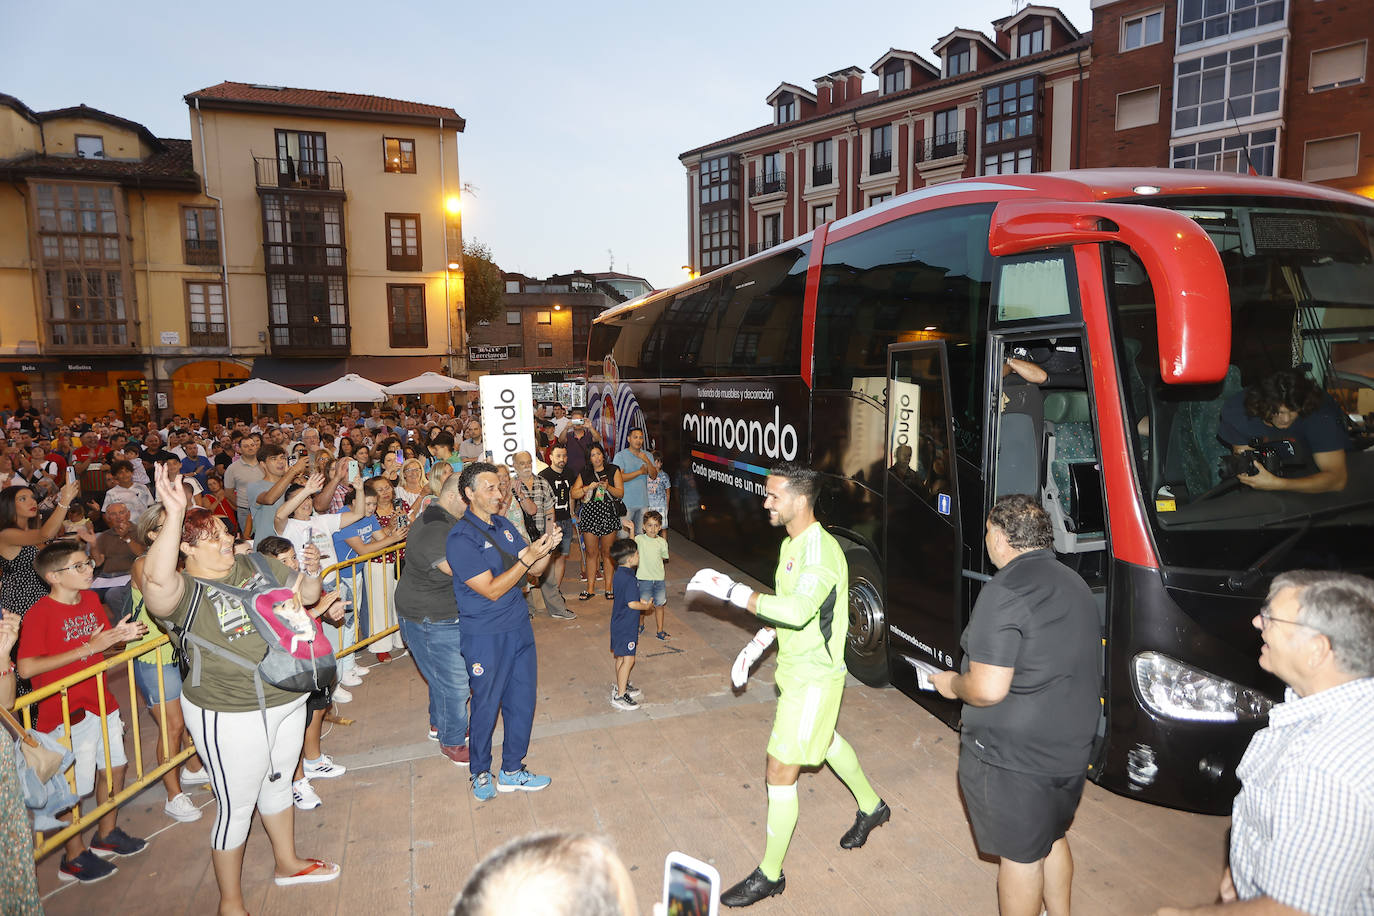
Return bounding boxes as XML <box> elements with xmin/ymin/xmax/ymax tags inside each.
<box><xmin>887</xmin><ymin>378</ymin><xmax>922</xmax><ymax>472</ymax></box>
<box><xmin>479</xmin><ymin>374</ymin><xmax>535</xmax><ymax>472</ymax></box>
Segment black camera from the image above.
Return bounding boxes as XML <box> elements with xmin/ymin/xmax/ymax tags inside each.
<box><xmin>1217</xmin><ymin>438</ymin><xmax>1302</xmax><ymax>479</ymax></box>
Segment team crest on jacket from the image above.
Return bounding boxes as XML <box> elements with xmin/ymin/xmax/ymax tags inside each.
<box><xmin>504</xmin><ymin>530</ymin><xmax>514</xmax><ymax>542</ymax></box>
<box><xmin>786</xmin><ymin>560</ymin><xmax>794</xmax><ymax>572</ymax></box>
<box><xmin>471</xmin><ymin>662</ymin><xmax>484</xmax><ymax>676</ymax></box>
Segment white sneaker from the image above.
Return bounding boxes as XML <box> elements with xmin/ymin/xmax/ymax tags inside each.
<box><xmin>304</xmin><ymin>754</ymin><xmax>346</xmax><ymax>779</ymax></box>
<box><xmin>292</xmin><ymin>778</ymin><xmax>322</xmax><ymax>810</ymax></box>
<box><xmin>350</xmin><ymin>664</ymin><xmax>371</xmax><ymax>677</ymax></box>
<box><xmin>340</xmin><ymin>670</ymin><xmax>364</xmax><ymax>687</ymax></box>
<box><xmin>181</xmin><ymin>767</ymin><xmax>211</xmax><ymax>786</ymax></box>
<box><xmin>164</xmin><ymin>792</ymin><xmax>203</xmax><ymax>823</ymax></box>
<box><xmin>332</xmin><ymin>685</ymin><xmax>353</xmax><ymax>703</ymax></box>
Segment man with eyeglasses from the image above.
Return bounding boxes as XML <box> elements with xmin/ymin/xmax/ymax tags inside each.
<box><xmin>459</xmin><ymin>420</ymin><xmax>487</xmax><ymax>463</ymax></box>
<box><xmin>1156</xmin><ymin>570</ymin><xmax>1374</xmax><ymax>916</ymax></box>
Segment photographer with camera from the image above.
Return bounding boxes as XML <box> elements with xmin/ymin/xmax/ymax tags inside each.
<box><xmin>1219</xmin><ymin>369</ymin><xmax>1349</xmax><ymax>494</ymax></box>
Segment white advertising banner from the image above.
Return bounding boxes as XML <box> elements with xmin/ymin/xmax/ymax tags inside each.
<box><xmin>887</xmin><ymin>377</ymin><xmax>922</xmax><ymax>472</ymax></box>
<box><xmin>479</xmin><ymin>374</ymin><xmax>535</xmax><ymax>472</ymax></box>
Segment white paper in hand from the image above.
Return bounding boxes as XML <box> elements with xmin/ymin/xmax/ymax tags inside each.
<box><xmin>909</xmin><ymin>658</ymin><xmax>941</xmax><ymax>691</ymax></box>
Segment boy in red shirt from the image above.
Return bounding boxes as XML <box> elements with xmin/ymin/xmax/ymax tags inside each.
<box><xmin>17</xmin><ymin>540</ymin><xmax>149</xmax><ymax>883</ymax></box>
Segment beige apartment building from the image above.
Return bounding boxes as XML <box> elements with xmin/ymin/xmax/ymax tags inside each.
<box><xmin>0</xmin><ymin>83</ymin><xmax>466</xmax><ymax>422</ymax></box>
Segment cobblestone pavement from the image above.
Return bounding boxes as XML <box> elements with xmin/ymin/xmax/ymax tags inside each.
<box><xmin>37</xmin><ymin>536</ymin><xmax>1231</xmax><ymax>915</ymax></box>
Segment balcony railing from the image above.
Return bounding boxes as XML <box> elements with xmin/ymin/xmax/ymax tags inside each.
<box><xmin>270</xmin><ymin>323</ymin><xmax>349</xmax><ymax>353</ymax></box>
<box><xmin>188</xmin><ymin>321</ymin><xmax>227</xmax><ymax>347</ymax></box>
<box><xmin>812</xmin><ymin>165</ymin><xmax>833</xmax><ymax>186</ymax></box>
<box><xmin>183</xmin><ymin>239</ymin><xmax>220</xmax><ymax>266</ymax></box>
<box><xmin>916</xmin><ymin>130</ymin><xmax>968</xmax><ymax>163</ymax></box>
<box><xmin>749</xmin><ymin>171</ymin><xmax>787</xmax><ymax>196</ymax></box>
<box><xmin>254</xmin><ymin>156</ymin><xmax>345</xmax><ymax>192</ymax></box>
<box><xmin>869</xmin><ymin>152</ymin><xmax>893</xmax><ymax>174</ymax></box>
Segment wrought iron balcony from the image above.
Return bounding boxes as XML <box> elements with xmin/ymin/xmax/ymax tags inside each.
<box><xmin>749</xmin><ymin>171</ymin><xmax>787</xmax><ymax>196</ymax></box>
<box><xmin>917</xmin><ymin>130</ymin><xmax>968</xmax><ymax>163</ymax></box>
<box><xmin>188</xmin><ymin>321</ymin><xmax>227</xmax><ymax>347</ymax></box>
<box><xmin>184</xmin><ymin>238</ymin><xmax>220</xmax><ymax>266</ymax></box>
<box><xmin>812</xmin><ymin>165</ymin><xmax>833</xmax><ymax>186</ymax></box>
<box><xmin>254</xmin><ymin>156</ymin><xmax>345</xmax><ymax>193</ymax></box>
<box><xmin>869</xmin><ymin>152</ymin><xmax>893</xmax><ymax>174</ymax></box>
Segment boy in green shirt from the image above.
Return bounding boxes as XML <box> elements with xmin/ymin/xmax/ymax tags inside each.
<box><xmin>633</xmin><ymin>510</ymin><xmax>671</xmax><ymax>639</ymax></box>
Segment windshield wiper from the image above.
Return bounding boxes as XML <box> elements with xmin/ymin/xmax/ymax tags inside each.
<box><xmin>1257</xmin><ymin>498</ymin><xmax>1374</xmax><ymax>529</ymax></box>
<box><xmin>1227</xmin><ymin>523</ymin><xmax>1309</xmax><ymax>593</ymax></box>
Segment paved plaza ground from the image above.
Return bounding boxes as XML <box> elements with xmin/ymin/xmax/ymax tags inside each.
<box><xmin>36</xmin><ymin>536</ymin><xmax>1232</xmax><ymax>915</ymax></box>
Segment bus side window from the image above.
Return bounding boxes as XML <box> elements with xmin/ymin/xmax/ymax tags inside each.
<box><xmin>590</xmin><ymin>295</ymin><xmax>673</xmax><ymax>380</ymax></box>
<box><xmin>659</xmin><ymin>278</ymin><xmax>728</xmax><ymax>378</ymax></box>
<box><xmin>717</xmin><ymin>245</ymin><xmax>809</xmax><ymax>377</ymax></box>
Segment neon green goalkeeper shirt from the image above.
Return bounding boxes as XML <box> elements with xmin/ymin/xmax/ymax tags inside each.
<box><xmin>753</xmin><ymin>521</ymin><xmax>849</xmax><ymax>691</ymax></box>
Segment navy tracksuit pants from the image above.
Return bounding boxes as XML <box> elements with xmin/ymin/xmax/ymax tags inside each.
<box><xmin>461</xmin><ymin>622</ymin><xmax>537</xmax><ymax>776</ymax></box>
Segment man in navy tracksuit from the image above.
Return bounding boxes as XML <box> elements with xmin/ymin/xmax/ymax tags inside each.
<box><xmin>446</xmin><ymin>462</ymin><xmax>563</xmax><ymax>801</ymax></box>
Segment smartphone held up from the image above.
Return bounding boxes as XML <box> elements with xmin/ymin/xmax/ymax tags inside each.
<box><xmin>663</xmin><ymin>851</ymin><xmax>720</xmax><ymax>916</ymax></box>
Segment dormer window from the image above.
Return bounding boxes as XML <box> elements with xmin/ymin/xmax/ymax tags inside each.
<box><xmin>775</xmin><ymin>92</ymin><xmax>797</xmax><ymax>124</ymax></box>
<box><xmin>946</xmin><ymin>49</ymin><xmax>971</xmax><ymax>77</ymax></box>
<box><xmin>1017</xmin><ymin>27</ymin><xmax>1044</xmax><ymax>57</ymax></box>
<box><xmin>75</xmin><ymin>135</ymin><xmax>104</xmax><ymax>159</ymax></box>
<box><xmin>882</xmin><ymin>61</ymin><xmax>905</xmax><ymax>95</ymax></box>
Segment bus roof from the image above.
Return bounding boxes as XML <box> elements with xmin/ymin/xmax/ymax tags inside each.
<box><xmin>596</xmin><ymin>168</ymin><xmax>1374</xmax><ymax>323</ymax></box>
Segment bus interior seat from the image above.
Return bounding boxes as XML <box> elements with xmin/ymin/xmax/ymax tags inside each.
<box><xmin>1042</xmin><ymin>390</ymin><xmax>1106</xmax><ymax>553</ymax></box>
<box><xmin>1169</xmin><ymin>365</ymin><xmax>1243</xmax><ymax>499</ymax></box>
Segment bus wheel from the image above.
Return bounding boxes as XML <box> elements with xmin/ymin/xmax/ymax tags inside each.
<box><xmin>844</xmin><ymin>548</ymin><xmax>890</xmax><ymax>687</ymax></box>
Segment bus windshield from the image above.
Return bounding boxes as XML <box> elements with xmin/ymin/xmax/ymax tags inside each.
<box><xmin>1109</xmin><ymin>197</ymin><xmax>1374</xmax><ymax>574</ymax></box>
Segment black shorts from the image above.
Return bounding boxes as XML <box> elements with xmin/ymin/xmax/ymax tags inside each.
<box><xmin>958</xmin><ymin>750</ymin><xmax>1086</xmax><ymax>864</ymax></box>
<box><xmin>308</xmin><ymin>686</ymin><xmax>333</xmax><ymax>713</ymax></box>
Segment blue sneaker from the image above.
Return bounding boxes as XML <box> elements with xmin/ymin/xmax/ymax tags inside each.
<box><xmin>471</xmin><ymin>771</ymin><xmax>496</xmax><ymax>801</ymax></box>
<box><xmin>90</xmin><ymin>827</ymin><xmax>147</xmax><ymax>858</ymax></box>
<box><xmin>497</xmin><ymin>768</ymin><xmax>551</xmax><ymax>793</ymax></box>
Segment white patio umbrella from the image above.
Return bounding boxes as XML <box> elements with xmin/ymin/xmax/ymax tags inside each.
<box><xmin>206</xmin><ymin>378</ymin><xmax>306</xmax><ymax>405</ymax></box>
<box><xmin>299</xmin><ymin>373</ymin><xmax>388</xmax><ymax>403</ymax></box>
<box><xmin>382</xmin><ymin>371</ymin><xmax>478</xmax><ymax>395</ymax></box>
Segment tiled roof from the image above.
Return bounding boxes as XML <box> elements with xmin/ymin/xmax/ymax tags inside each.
<box><xmin>0</xmin><ymin>138</ymin><xmax>199</xmax><ymax>190</ymax></box>
<box><xmin>187</xmin><ymin>82</ymin><xmax>464</xmax><ymax>127</ymax></box>
<box><xmin>680</xmin><ymin>33</ymin><xmax>1090</xmax><ymax>160</ymax></box>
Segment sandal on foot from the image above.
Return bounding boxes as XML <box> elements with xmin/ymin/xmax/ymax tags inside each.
<box><xmin>578</xmin><ymin>591</ymin><xmax>593</xmax><ymax>601</ymax></box>
<box><xmin>274</xmin><ymin>858</ymin><xmax>340</xmax><ymax>886</ymax></box>
<box><xmin>604</xmin><ymin>590</ymin><xmax>613</xmax><ymax>600</ymax></box>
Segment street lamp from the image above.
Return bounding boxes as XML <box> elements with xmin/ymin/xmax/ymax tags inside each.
<box><xmin>445</xmin><ymin>195</ymin><xmax>462</xmax><ymax>215</ymax></box>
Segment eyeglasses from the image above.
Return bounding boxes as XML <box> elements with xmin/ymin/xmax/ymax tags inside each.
<box><xmin>54</xmin><ymin>559</ymin><xmax>95</xmax><ymax>574</ymax></box>
<box><xmin>1258</xmin><ymin>610</ymin><xmax>1329</xmax><ymax>637</ymax></box>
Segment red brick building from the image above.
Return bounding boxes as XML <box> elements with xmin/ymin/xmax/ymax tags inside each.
<box><xmin>679</xmin><ymin>5</ymin><xmax>1091</xmax><ymax>272</ymax></box>
<box><xmin>1086</xmin><ymin>0</ymin><xmax>1372</xmax><ymax>192</ymax></box>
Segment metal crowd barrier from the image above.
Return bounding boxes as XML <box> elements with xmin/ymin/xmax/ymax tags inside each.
<box><xmin>10</xmin><ymin>539</ymin><xmax>406</xmax><ymax>862</ymax></box>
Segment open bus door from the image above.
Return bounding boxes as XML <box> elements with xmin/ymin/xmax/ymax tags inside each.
<box><xmin>874</xmin><ymin>341</ymin><xmax>963</xmax><ymax>725</ymax></box>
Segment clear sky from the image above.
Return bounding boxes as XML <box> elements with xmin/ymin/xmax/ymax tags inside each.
<box><xmin>3</xmin><ymin>0</ymin><xmax>1092</xmax><ymax>290</ymax></box>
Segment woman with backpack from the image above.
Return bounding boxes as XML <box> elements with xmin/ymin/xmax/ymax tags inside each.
<box><xmin>139</xmin><ymin>465</ymin><xmax>340</xmax><ymax>914</ymax></box>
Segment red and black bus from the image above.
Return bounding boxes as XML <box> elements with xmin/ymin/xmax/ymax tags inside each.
<box><xmin>586</xmin><ymin>169</ymin><xmax>1374</xmax><ymax>813</ymax></box>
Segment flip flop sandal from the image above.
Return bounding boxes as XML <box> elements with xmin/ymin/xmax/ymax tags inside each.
<box><xmin>579</xmin><ymin>591</ymin><xmax>593</xmax><ymax>601</ymax></box>
<box><xmin>274</xmin><ymin>859</ymin><xmax>341</xmax><ymax>886</ymax></box>
<box><xmin>604</xmin><ymin>590</ymin><xmax>613</xmax><ymax>600</ymax></box>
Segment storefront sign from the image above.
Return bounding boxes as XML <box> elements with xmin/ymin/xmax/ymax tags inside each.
<box><xmin>469</xmin><ymin>345</ymin><xmax>509</xmax><ymax>361</ymax></box>
<box><xmin>479</xmin><ymin>374</ymin><xmax>534</xmax><ymax>472</ymax></box>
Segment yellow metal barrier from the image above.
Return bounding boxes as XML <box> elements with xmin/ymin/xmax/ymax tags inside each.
<box><xmin>10</xmin><ymin>538</ymin><xmax>406</xmax><ymax>861</ymax></box>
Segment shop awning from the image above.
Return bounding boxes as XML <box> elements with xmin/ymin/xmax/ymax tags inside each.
<box><xmin>249</xmin><ymin>355</ymin><xmax>443</xmax><ymax>388</ymax></box>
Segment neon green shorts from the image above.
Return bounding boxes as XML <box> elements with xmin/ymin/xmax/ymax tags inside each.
<box><xmin>767</xmin><ymin>681</ymin><xmax>844</xmax><ymax>766</ymax></box>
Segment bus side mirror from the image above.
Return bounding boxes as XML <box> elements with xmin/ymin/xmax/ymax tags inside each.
<box><xmin>988</xmin><ymin>200</ymin><xmax>1231</xmax><ymax>385</ymax></box>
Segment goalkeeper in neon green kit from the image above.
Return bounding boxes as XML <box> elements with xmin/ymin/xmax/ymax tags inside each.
<box><xmin>687</xmin><ymin>462</ymin><xmax>890</xmax><ymax>907</ymax></box>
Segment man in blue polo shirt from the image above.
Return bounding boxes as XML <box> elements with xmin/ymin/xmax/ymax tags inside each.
<box><xmin>446</xmin><ymin>461</ymin><xmax>563</xmax><ymax>801</ymax></box>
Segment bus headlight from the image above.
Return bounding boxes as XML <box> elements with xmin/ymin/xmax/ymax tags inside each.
<box><xmin>1133</xmin><ymin>651</ymin><xmax>1273</xmax><ymax>722</ymax></box>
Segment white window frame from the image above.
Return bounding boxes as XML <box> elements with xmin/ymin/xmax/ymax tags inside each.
<box><xmin>1302</xmin><ymin>133</ymin><xmax>1360</xmax><ymax>182</ymax></box>
<box><xmin>1309</xmin><ymin>40</ymin><xmax>1367</xmax><ymax>92</ymax></box>
<box><xmin>1172</xmin><ymin>38</ymin><xmax>1287</xmax><ymax>136</ymax></box>
<box><xmin>1121</xmin><ymin>8</ymin><xmax>1165</xmax><ymax>52</ymax></box>
<box><xmin>536</xmin><ymin>310</ymin><xmax>552</xmax><ymax>325</ymax></box>
<box><xmin>1116</xmin><ymin>85</ymin><xmax>1162</xmax><ymax>131</ymax></box>
<box><xmin>505</xmin><ymin>310</ymin><xmax>521</xmax><ymax>325</ymax></box>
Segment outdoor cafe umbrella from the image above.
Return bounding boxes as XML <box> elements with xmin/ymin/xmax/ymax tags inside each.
<box><xmin>299</xmin><ymin>373</ymin><xmax>388</xmax><ymax>404</ymax></box>
<box><xmin>382</xmin><ymin>371</ymin><xmax>478</xmax><ymax>395</ymax></box>
<box><xmin>206</xmin><ymin>378</ymin><xmax>306</xmax><ymax>405</ymax></box>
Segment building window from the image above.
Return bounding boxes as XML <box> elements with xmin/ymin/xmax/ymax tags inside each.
<box><xmin>385</xmin><ymin>213</ymin><xmax>421</xmax><ymax>271</ymax></box>
<box><xmin>383</xmin><ymin>137</ymin><xmax>416</xmax><ymax>173</ymax></box>
<box><xmin>507</xmin><ymin>343</ymin><xmax>524</xmax><ymax>361</ymax></box>
<box><xmin>699</xmin><ymin>209</ymin><xmax>740</xmax><ymax>269</ymax></box>
<box><xmin>812</xmin><ymin>139</ymin><xmax>833</xmax><ymax>185</ymax></box>
<box><xmin>1174</xmin><ymin>39</ymin><xmax>1283</xmax><ymax>131</ymax></box>
<box><xmin>868</xmin><ymin>193</ymin><xmax>892</xmax><ymax>207</ymax></box>
<box><xmin>1310</xmin><ymin>42</ymin><xmax>1367</xmax><ymax>92</ymax></box>
<box><xmin>537</xmin><ymin>342</ymin><xmax>554</xmax><ymax>358</ymax></box>
<box><xmin>870</xmin><ymin>124</ymin><xmax>893</xmax><ymax>174</ymax></box>
<box><xmin>883</xmin><ymin>62</ymin><xmax>905</xmax><ymax>94</ymax></box>
<box><xmin>506</xmin><ymin>310</ymin><xmax>521</xmax><ymax>325</ymax></box>
<box><xmin>984</xmin><ymin>148</ymin><xmax>1035</xmax><ymax>175</ymax></box>
<box><xmin>536</xmin><ymin>310</ymin><xmax>552</xmax><ymax>324</ymax></box>
<box><xmin>813</xmin><ymin>203</ymin><xmax>834</xmax><ymax>227</ymax></box>
<box><xmin>32</xmin><ymin>182</ymin><xmax>131</xmax><ymax>349</ymax></box>
<box><xmin>275</xmin><ymin>129</ymin><xmax>329</xmax><ymax>187</ymax></box>
<box><xmin>1179</xmin><ymin>0</ymin><xmax>1286</xmax><ymax>48</ymax></box>
<box><xmin>1116</xmin><ymin>86</ymin><xmax>1162</xmax><ymax>130</ymax></box>
<box><xmin>186</xmin><ymin>282</ymin><xmax>227</xmax><ymax>346</ymax></box>
<box><xmin>505</xmin><ymin>279</ymin><xmax>521</xmax><ymax>293</ymax></box>
<box><xmin>75</xmin><ymin>135</ymin><xmax>104</xmax><ymax>159</ymax></box>
<box><xmin>947</xmin><ymin>49</ymin><xmax>971</xmax><ymax>77</ymax></box>
<box><xmin>699</xmin><ymin>154</ymin><xmax>736</xmax><ymax>204</ymax></box>
<box><xmin>1302</xmin><ymin>134</ymin><xmax>1360</xmax><ymax>181</ymax></box>
<box><xmin>1122</xmin><ymin>9</ymin><xmax>1164</xmax><ymax>51</ymax></box>
<box><xmin>387</xmin><ymin>284</ymin><xmax>426</xmax><ymax>347</ymax></box>
<box><xmin>985</xmin><ymin>77</ymin><xmax>1038</xmax><ymax>145</ymax></box>
<box><xmin>762</xmin><ymin>152</ymin><xmax>782</xmax><ymax>182</ymax></box>
<box><xmin>732</xmin><ymin>332</ymin><xmax>760</xmax><ymax>362</ymax></box>
<box><xmin>931</xmin><ymin>108</ymin><xmax>962</xmax><ymax>158</ymax></box>
<box><xmin>1171</xmin><ymin>128</ymin><xmax>1277</xmax><ymax>175</ymax></box>
<box><xmin>1017</xmin><ymin>28</ymin><xmax>1044</xmax><ymax>57</ymax></box>
<box><xmin>762</xmin><ymin>213</ymin><xmax>782</xmax><ymax>248</ymax></box>
<box><xmin>269</xmin><ymin>273</ymin><xmax>348</xmax><ymax>350</ymax></box>
<box><xmin>775</xmin><ymin>93</ymin><xmax>796</xmax><ymax>124</ymax></box>
<box><xmin>183</xmin><ymin>206</ymin><xmax>220</xmax><ymax>265</ymax></box>
<box><xmin>262</xmin><ymin>193</ymin><xmax>345</xmax><ymax>268</ymax></box>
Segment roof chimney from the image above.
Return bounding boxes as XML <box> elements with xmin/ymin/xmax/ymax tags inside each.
<box><xmin>813</xmin><ymin>77</ymin><xmax>833</xmax><ymax>114</ymax></box>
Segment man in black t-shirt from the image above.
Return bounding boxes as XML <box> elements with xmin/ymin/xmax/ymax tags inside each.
<box><xmin>538</xmin><ymin>444</ymin><xmax>576</xmax><ymax>591</ymax></box>
<box><xmin>932</xmin><ymin>494</ymin><xmax>1100</xmax><ymax>916</ymax></box>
